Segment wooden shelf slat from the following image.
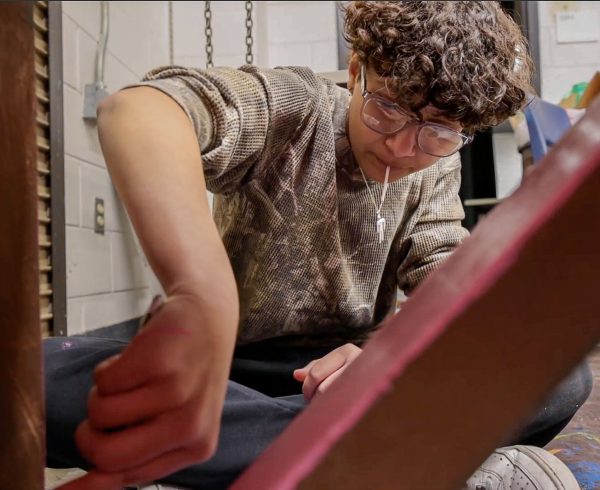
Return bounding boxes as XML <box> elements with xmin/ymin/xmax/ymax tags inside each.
<box><xmin>35</xmin><ymin>64</ymin><xmax>49</xmax><ymax>81</ymax></box>
<box><xmin>36</xmin><ymin>135</ymin><xmax>50</xmax><ymax>151</ymax></box>
<box><xmin>33</xmin><ymin>13</ymin><xmax>48</xmax><ymax>33</ymax></box>
<box><xmin>37</xmin><ymin>117</ymin><xmax>49</xmax><ymax>128</ymax></box>
<box><xmin>36</xmin><ymin>89</ymin><xmax>49</xmax><ymax>104</ymax></box>
<box><xmin>35</xmin><ymin>0</ymin><xmax>53</xmax><ymax>338</ymax></box>
<box><xmin>34</xmin><ymin>35</ymin><xmax>48</xmax><ymax>56</ymax></box>
<box><xmin>37</xmin><ymin>149</ymin><xmax>49</xmax><ymax>165</ymax></box>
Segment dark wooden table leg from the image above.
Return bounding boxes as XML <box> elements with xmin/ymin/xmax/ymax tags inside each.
<box><xmin>0</xmin><ymin>3</ymin><xmax>44</xmax><ymax>489</ymax></box>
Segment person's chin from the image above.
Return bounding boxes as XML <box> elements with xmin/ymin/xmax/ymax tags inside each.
<box><xmin>371</xmin><ymin>155</ymin><xmax>414</xmax><ymax>182</ymax></box>
<box><xmin>389</xmin><ymin>167</ymin><xmax>414</xmax><ymax>181</ymax></box>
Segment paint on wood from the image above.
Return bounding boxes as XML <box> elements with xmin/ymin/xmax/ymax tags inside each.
<box><xmin>232</xmin><ymin>98</ymin><xmax>600</xmax><ymax>490</ymax></box>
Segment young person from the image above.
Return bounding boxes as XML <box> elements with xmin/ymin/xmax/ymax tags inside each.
<box><xmin>47</xmin><ymin>2</ymin><xmax>591</xmax><ymax>489</ymax></box>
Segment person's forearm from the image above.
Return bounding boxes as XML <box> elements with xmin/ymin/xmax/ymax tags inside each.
<box><xmin>97</xmin><ymin>87</ymin><xmax>238</xmax><ymax>328</ymax></box>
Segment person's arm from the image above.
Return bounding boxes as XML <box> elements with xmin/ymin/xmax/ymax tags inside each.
<box><xmin>61</xmin><ymin>86</ymin><xmax>239</xmax><ymax>490</ymax></box>
<box><xmin>396</xmin><ymin>156</ymin><xmax>469</xmax><ymax>295</ymax></box>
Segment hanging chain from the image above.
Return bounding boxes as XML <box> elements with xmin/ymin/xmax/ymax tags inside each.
<box><xmin>204</xmin><ymin>1</ymin><xmax>213</xmax><ymax>68</ymax></box>
<box><xmin>245</xmin><ymin>0</ymin><xmax>254</xmax><ymax>65</ymax></box>
<box><xmin>204</xmin><ymin>1</ymin><xmax>253</xmax><ymax>67</ymax></box>
<box><xmin>168</xmin><ymin>0</ymin><xmax>174</xmax><ymax>65</ymax></box>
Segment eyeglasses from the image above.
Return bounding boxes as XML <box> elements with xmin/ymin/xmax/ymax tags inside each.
<box><xmin>359</xmin><ymin>65</ymin><xmax>473</xmax><ymax>158</ymax></box>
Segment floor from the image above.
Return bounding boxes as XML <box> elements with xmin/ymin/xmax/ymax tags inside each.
<box><xmin>45</xmin><ymin>347</ymin><xmax>600</xmax><ymax>489</ymax></box>
<box><xmin>547</xmin><ymin>346</ymin><xmax>600</xmax><ymax>490</ymax></box>
<box><xmin>45</xmin><ymin>468</ymin><xmax>86</xmax><ymax>489</ymax></box>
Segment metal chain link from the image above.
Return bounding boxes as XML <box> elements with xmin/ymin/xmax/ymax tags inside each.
<box><xmin>168</xmin><ymin>0</ymin><xmax>174</xmax><ymax>65</ymax></box>
<box><xmin>204</xmin><ymin>1</ymin><xmax>213</xmax><ymax>68</ymax></box>
<box><xmin>245</xmin><ymin>0</ymin><xmax>254</xmax><ymax>65</ymax></box>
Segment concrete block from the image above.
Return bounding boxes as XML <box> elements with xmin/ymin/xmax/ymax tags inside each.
<box><xmin>62</xmin><ymin>13</ymin><xmax>80</xmax><ymax>92</ymax></box>
<box><xmin>66</xmin><ymin>298</ymin><xmax>84</xmax><ymax>335</ymax></box>
<box><xmin>66</xmin><ymin>226</ymin><xmax>112</xmax><ymax>297</ymax></box>
<box><xmin>104</xmin><ymin>53</ymin><xmax>140</xmax><ymax>93</ymax></box>
<box><xmin>76</xmin><ymin>27</ymin><xmax>99</xmax><ymax>94</ymax></box>
<box><xmin>63</xmin><ymin>85</ymin><xmax>105</xmax><ymax>167</ymax></box>
<box><xmin>212</xmin><ymin>8</ymin><xmax>248</xmax><ymax>57</ymax></box>
<box><xmin>267</xmin><ymin>2</ymin><xmax>337</xmax><ymax>44</ymax></box>
<box><xmin>62</xmin><ymin>0</ymin><xmax>101</xmax><ymax>40</ymax></box>
<box><xmin>174</xmin><ymin>55</ymin><xmax>206</xmax><ymax>68</ymax></box>
<box><xmin>268</xmin><ymin>42</ymin><xmax>311</xmax><ymax>69</ymax></box>
<box><xmin>81</xmin><ymin>289</ymin><xmax>152</xmax><ymax>332</ymax></box>
<box><xmin>64</xmin><ymin>156</ymin><xmax>81</xmax><ymax>226</ymax></box>
<box><xmin>310</xmin><ymin>40</ymin><xmax>339</xmax><ymax>73</ymax></box>
<box><xmin>108</xmin><ymin>1</ymin><xmax>168</xmax><ymax>78</ymax></box>
<box><xmin>173</xmin><ymin>1</ymin><xmax>205</xmax><ymax>58</ymax></box>
<box><xmin>111</xmin><ymin>230</ymin><xmax>149</xmax><ymax>291</ymax></box>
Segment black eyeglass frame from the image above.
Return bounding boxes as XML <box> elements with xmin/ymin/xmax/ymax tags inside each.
<box><xmin>359</xmin><ymin>64</ymin><xmax>473</xmax><ymax>158</ymax></box>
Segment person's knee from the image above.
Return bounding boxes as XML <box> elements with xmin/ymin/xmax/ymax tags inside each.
<box><xmin>43</xmin><ymin>336</ymin><xmax>125</xmax><ymax>412</ymax></box>
<box><xmin>514</xmin><ymin>361</ymin><xmax>593</xmax><ymax>447</ymax></box>
<box><xmin>563</xmin><ymin>361</ymin><xmax>593</xmax><ymax>411</ymax></box>
<box><xmin>44</xmin><ymin>336</ymin><xmax>68</xmax><ymax>357</ymax></box>
<box><xmin>43</xmin><ymin>337</ymin><xmax>72</xmax><ymax>382</ymax></box>
<box><xmin>540</xmin><ymin>361</ymin><xmax>593</xmax><ymax>424</ymax></box>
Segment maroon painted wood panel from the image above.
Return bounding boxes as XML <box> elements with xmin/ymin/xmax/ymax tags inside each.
<box><xmin>232</xmin><ymin>99</ymin><xmax>600</xmax><ymax>490</ymax></box>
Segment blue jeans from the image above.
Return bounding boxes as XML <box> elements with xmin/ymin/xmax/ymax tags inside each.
<box><xmin>44</xmin><ymin>336</ymin><xmax>592</xmax><ymax>489</ymax></box>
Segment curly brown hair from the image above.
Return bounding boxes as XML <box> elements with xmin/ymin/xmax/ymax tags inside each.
<box><xmin>343</xmin><ymin>1</ymin><xmax>534</xmax><ymax>132</ymax></box>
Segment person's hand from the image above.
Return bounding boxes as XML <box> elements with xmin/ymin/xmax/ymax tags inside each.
<box><xmin>293</xmin><ymin>343</ymin><xmax>362</xmax><ymax>401</ymax></box>
<box><xmin>58</xmin><ymin>293</ymin><xmax>237</xmax><ymax>490</ymax></box>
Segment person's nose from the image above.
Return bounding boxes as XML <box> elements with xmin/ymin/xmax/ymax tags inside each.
<box><xmin>384</xmin><ymin>124</ymin><xmax>419</xmax><ymax>158</ymax></box>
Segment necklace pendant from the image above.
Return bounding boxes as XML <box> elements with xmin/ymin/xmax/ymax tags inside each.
<box><xmin>359</xmin><ymin>165</ymin><xmax>391</xmax><ymax>245</ymax></box>
<box><xmin>376</xmin><ymin>215</ymin><xmax>386</xmax><ymax>243</ymax></box>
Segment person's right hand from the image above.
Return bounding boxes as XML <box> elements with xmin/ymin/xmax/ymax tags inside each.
<box><xmin>293</xmin><ymin>343</ymin><xmax>362</xmax><ymax>401</ymax></box>
<box><xmin>58</xmin><ymin>292</ymin><xmax>237</xmax><ymax>490</ymax></box>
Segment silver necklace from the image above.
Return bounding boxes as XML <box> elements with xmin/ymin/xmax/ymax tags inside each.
<box><xmin>358</xmin><ymin>165</ymin><xmax>390</xmax><ymax>243</ymax></box>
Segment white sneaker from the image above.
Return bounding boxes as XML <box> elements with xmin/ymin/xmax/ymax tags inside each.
<box><xmin>465</xmin><ymin>445</ymin><xmax>580</xmax><ymax>490</ymax></box>
<box><xmin>133</xmin><ymin>445</ymin><xmax>579</xmax><ymax>490</ymax></box>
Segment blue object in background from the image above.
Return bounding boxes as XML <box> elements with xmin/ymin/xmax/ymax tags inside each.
<box><xmin>524</xmin><ymin>97</ymin><xmax>572</xmax><ymax>164</ymax></box>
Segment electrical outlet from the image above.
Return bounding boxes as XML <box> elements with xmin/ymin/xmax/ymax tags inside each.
<box><xmin>94</xmin><ymin>197</ymin><xmax>105</xmax><ymax>235</ymax></box>
<box><xmin>83</xmin><ymin>84</ymin><xmax>109</xmax><ymax>121</ymax></box>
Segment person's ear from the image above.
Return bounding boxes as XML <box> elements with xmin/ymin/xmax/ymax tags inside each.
<box><xmin>347</xmin><ymin>52</ymin><xmax>360</xmax><ymax>92</ymax></box>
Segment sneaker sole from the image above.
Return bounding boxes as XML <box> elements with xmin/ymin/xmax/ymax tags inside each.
<box><xmin>508</xmin><ymin>445</ymin><xmax>580</xmax><ymax>490</ymax></box>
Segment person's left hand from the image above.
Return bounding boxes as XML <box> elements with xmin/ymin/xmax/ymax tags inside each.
<box><xmin>293</xmin><ymin>343</ymin><xmax>362</xmax><ymax>401</ymax></box>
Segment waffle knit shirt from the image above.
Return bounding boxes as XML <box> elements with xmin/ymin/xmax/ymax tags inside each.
<box><xmin>130</xmin><ymin>65</ymin><xmax>469</xmax><ymax>347</ymax></box>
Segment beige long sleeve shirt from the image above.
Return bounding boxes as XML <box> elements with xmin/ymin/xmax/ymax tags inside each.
<box><xmin>131</xmin><ymin>64</ymin><xmax>469</xmax><ymax>347</ymax></box>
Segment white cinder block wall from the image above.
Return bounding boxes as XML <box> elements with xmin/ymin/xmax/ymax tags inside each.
<box><xmin>62</xmin><ymin>0</ymin><xmax>339</xmax><ymax>334</ymax></box>
<box><xmin>538</xmin><ymin>1</ymin><xmax>600</xmax><ymax>103</ymax></box>
<box><xmin>63</xmin><ymin>1</ymin><xmax>170</xmax><ymax>334</ymax></box>
<box><xmin>171</xmin><ymin>1</ymin><xmax>338</xmax><ymax>71</ymax></box>
<box><xmin>60</xmin><ymin>0</ymin><xmax>600</xmax><ymax>334</ymax></box>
